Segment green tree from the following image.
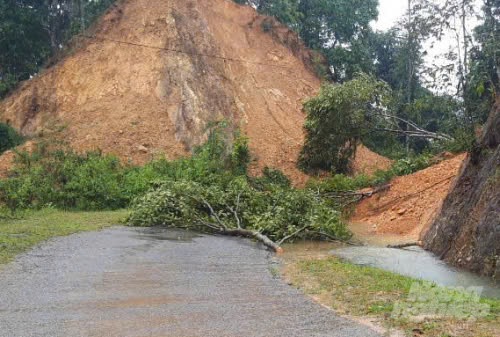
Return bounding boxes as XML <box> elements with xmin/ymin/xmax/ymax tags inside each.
<box><xmin>298</xmin><ymin>74</ymin><xmax>391</xmax><ymax>173</ymax></box>
<box><xmin>0</xmin><ymin>0</ymin><xmax>50</xmax><ymax>97</ymax></box>
<box><xmin>0</xmin><ymin>0</ymin><xmax>116</xmax><ymax>98</ymax></box>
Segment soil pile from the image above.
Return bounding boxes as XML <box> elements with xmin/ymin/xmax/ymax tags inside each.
<box><xmin>350</xmin><ymin>153</ymin><xmax>466</xmax><ymax>242</ymax></box>
<box><xmin>352</xmin><ymin>145</ymin><xmax>392</xmax><ymax>176</ymax></box>
<box><xmin>0</xmin><ymin>0</ymin><xmax>321</xmax><ymax>183</ymax></box>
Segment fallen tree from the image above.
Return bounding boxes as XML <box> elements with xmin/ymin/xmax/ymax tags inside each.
<box><xmin>127</xmin><ymin>179</ymin><xmax>352</xmax><ymax>252</ymax></box>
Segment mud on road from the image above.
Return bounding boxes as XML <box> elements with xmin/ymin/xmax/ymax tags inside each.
<box><xmin>0</xmin><ymin>227</ymin><xmax>380</xmax><ymax>337</ymax></box>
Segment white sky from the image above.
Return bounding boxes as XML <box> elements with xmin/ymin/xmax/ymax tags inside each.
<box><xmin>372</xmin><ymin>0</ymin><xmax>408</xmax><ymax>31</ymax></box>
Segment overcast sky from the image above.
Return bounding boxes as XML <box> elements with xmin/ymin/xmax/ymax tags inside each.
<box><xmin>372</xmin><ymin>0</ymin><xmax>408</xmax><ymax>31</ymax></box>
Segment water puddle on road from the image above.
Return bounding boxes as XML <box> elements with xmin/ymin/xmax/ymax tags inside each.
<box><xmin>331</xmin><ymin>246</ymin><xmax>500</xmax><ymax>298</ymax></box>
<box><xmin>133</xmin><ymin>228</ymin><xmax>201</xmax><ymax>243</ymax></box>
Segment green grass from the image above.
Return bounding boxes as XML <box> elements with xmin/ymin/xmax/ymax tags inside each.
<box><xmin>0</xmin><ymin>208</ymin><xmax>129</xmax><ymax>265</ymax></box>
<box><xmin>285</xmin><ymin>257</ymin><xmax>500</xmax><ymax>337</ymax></box>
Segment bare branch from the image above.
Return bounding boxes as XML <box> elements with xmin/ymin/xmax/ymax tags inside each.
<box><xmin>201</xmin><ymin>198</ymin><xmax>227</xmax><ymax>230</ymax></box>
<box><xmin>278</xmin><ymin>225</ymin><xmax>311</xmax><ymax>245</ymax></box>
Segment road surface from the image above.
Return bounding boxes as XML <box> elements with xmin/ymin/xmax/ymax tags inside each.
<box><xmin>0</xmin><ymin>227</ymin><xmax>381</xmax><ymax>337</ymax></box>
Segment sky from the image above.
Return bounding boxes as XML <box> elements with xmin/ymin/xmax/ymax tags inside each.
<box><xmin>372</xmin><ymin>0</ymin><xmax>408</xmax><ymax>31</ymax></box>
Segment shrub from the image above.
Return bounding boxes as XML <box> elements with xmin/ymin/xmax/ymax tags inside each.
<box><xmin>249</xmin><ymin>166</ymin><xmax>291</xmax><ymax>190</ymax></box>
<box><xmin>307</xmin><ymin>152</ymin><xmax>435</xmax><ymax>199</ymax></box>
<box><xmin>0</xmin><ymin>123</ymin><xmax>23</xmax><ymax>155</ymax></box>
<box><xmin>0</xmin><ymin>125</ymin><xmax>254</xmax><ymax>212</ymax></box>
<box><xmin>0</xmin><ymin>149</ymin><xmax>128</xmax><ymax>211</ymax></box>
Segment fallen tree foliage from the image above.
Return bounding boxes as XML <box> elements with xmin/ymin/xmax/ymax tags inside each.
<box><xmin>127</xmin><ymin>179</ymin><xmax>352</xmax><ymax>251</ymax></box>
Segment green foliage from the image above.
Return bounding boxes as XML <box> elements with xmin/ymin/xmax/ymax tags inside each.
<box><xmin>0</xmin><ymin>124</ymin><xmax>249</xmax><ymax>212</ymax></box>
<box><xmin>0</xmin><ymin>123</ymin><xmax>23</xmax><ymax>154</ymax></box>
<box><xmin>442</xmin><ymin>126</ymin><xmax>477</xmax><ymax>153</ymax></box>
<box><xmin>0</xmin><ymin>0</ymin><xmax>116</xmax><ymax>98</ymax></box>
<box><xmin>0</xmin><ymin>148</ymin><xmax>129</xmax><ymax>211</ymax></box>
<box><xmin>234</xmin><ymin>0</ymin><xmax>378</xmax><ymax>82</ymax></box>
<box><xmin>389</xmin><ymin>154</ymin><xmax>432</xmax><ymax>176</ymax></box>
<box><xmin>0</xmin><ymin>0</ymin><xmax>50</xmax><ymax>97</ymax></box>
<box><xmin>128</xmin><ymin>179</ymin><xmax>350</xmax><ymax>243</ymax></box>
<box><xmin>298</xmin><ymin>73</ymin><xmax>391</xmax><ymax>173</ymax></box>
<box><xmin>231</xmin><ymin>131</ymin><xmax>251</xmax><ymax>176</ymax></box>
<box><xmin>249</xmin><ymin>166</ymin><xmax>291</xmax><ymax>190</ymax></box>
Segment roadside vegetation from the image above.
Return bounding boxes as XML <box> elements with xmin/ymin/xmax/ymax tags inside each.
<box><xmin>0</xmin><ymin>208</ymin><xmax>127</xmax><ymax>265</ymax></box>
<box><xmin>284</xmin><ymin>256</ymin><xmax>500</xmax><ymax>337</ymax></box>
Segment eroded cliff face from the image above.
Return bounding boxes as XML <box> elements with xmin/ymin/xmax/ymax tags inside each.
<box><xmin>423</xmin><ymin>101</ymin><xmax>500</xmax><ymax>278</ymax></box>
<box><xmin>0</xmin><ymin>0</ymin><xmax>322</xmax><ymax>183</ymax></box>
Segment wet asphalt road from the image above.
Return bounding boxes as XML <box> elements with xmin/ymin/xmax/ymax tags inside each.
<box><xmin>0</xmin><ymin>227</ymin><xmax>380</xmax><ymax>337</ymax></box>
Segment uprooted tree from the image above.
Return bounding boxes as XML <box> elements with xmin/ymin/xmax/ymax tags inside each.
<box><xmin>298</xmin><ymin>73</ymin><xmax>454</xmax><ymax>174</ymax></box>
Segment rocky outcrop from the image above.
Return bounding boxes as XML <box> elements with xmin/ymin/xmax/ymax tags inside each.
<box><xmin>422</xmin><ymin>101</ymin><xmax>500</xmax><ymax>278</ymax></box>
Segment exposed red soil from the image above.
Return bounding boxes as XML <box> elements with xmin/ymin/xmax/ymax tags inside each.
<box><xmin>352</xmin><ymin>145</ymin><xmax>393</xmax><ymax>176</ymax></box>
<box><xmin>350</xmin><ymin>153</ymin><xmax>467</xmax><ymax>242</ymax></box>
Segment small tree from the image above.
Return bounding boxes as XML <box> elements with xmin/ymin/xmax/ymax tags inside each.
<box><xmin>298</xmin><ymin>74</ymin><xmax>391</xmax><ymax>173</ymax></box>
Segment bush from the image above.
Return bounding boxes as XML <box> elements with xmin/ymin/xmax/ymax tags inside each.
<box><xmin>0</xmin><ymin>149</ymin><xmax>128</xmax><ymax>211</ymax></box>
<box><xmin>0</xmin><ymin>123</ymin><xmax>23</xmax><ymax>155</ymax></box>
<box><xmin>249</xmin><ymin>166</ymin><xmax>291</xmax><ymax>190</ymax></box>
<box><xmin>298</xmin><ymin>74</ymin><xmax>391</xmax><ymax>174</ymax></box>
<box><xmin>128</xmin><ymin>178</ymin><xmax>351</xmax><ymax>243</ymax></box>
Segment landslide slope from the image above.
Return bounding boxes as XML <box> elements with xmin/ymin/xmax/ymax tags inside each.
<box><xmin>423</xmin><ymin>101</ymin><xmax>500</xmax><ymax>278</ymax></box>
<box><xmin>0</xmin><ymin>0</ymin><xmax>322</xmax><ymax>183</ymax></box>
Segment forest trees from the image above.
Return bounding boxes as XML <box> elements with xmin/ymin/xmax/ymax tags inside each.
<box><xmin>0</xmin><ymin>0</ymin><xmax>116</xmax><ymax>98</ymax></box>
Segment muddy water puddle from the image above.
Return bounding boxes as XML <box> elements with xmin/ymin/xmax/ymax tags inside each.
<box><xmin>283</xmin><ymin>241</ymin><xmax>500</xmax><ymax>298</ymax></box>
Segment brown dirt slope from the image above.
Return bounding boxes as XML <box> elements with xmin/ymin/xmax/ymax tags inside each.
<box><xmin>352</xmin><ymin>145</ymin><xmax>392</xmax><ymax>176</ymax></box>
<box><xmin>0</xmin><ymin>0</ymin><xmax>389</xmax><ymax>184</ymax></box>
<box><xmin>350</xmin><ymin>153</ymin><xmax>466</xmax><ymax>242</ymax></box>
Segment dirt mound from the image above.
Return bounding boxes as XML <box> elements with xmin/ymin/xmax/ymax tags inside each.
<box><xmin>352</xmin><ymin>145</ymin><xmax>392</xmax><ymax>176</ymax></box>
<box><xmin>0</xmin><ymin>0</ymin><xmax>389</xmax><ymax>185</ymax></box>
<box><xmin>350</xmin><ymin>153</ymin><xmax>466</xmax><ymax>241</ymax></box>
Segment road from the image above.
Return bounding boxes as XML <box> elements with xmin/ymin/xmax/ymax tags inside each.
<box><xmin>0</xmin><ymin>227</ymin><xmax>380</xmax><ymax>337</ymax></box>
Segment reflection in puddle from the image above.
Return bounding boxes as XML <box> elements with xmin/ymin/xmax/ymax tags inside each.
<box><xmin>331</xmin><ymin>246</ymin><xmax>500</xmax><ymax>298</ymax></box>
